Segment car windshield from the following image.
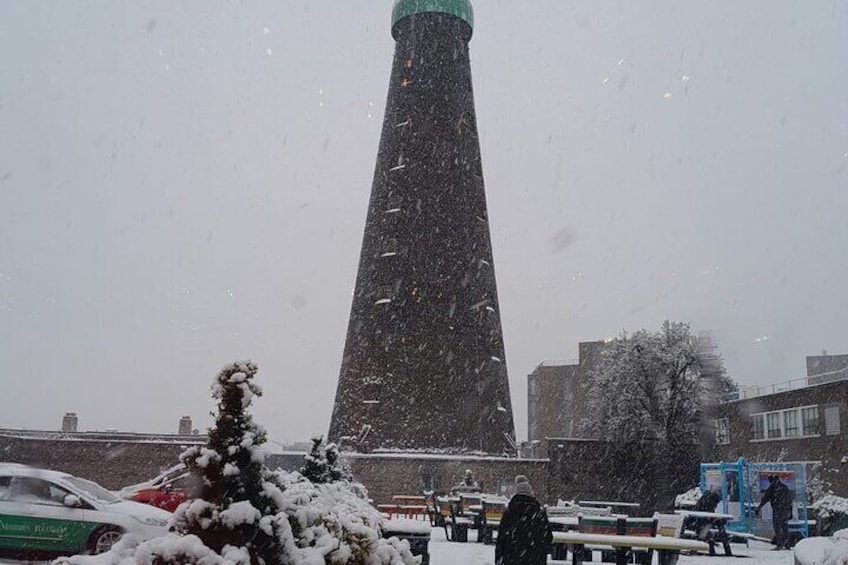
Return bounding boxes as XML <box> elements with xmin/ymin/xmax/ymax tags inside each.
<box><xmin>64</xmin><ymin>476</ymin><xmax>120</xmax><ymax>504</ymax></box>
<box><xmin>151</xmin><ymin>464</ymin><xmax>187</xmax><ymax>487</ymax></box>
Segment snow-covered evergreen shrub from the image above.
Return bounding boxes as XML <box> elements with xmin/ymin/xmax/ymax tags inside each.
<box><xmin>266</xmin><ymin>469</ymin><xmax>416</xmax><ymax>564</ymax></box>
<box><xmin>813</xmin><ymin>495</ymin><xmax>848</xmax><ymax>536</ymax></box>
<box><xmin>301</xmin><ymin>436</ymin><xmax>353</xmax><ymax>484</ymax></box>
<box><xmin>675</xmin><ymin>487</ymin><xmax>702</xmax><ymax>508</ymax></box>
<box><xmin>814</xmin><ymin>495</ymin><xmax>848</xmax><ymax>520</ymax></box>
<box><xmin>55</xmin><ymin>361</ymin><xmax>418</xmax><ymax>565</ymax></box>
<box><xmin>174</xmin><ymin>361</ymin><xmax>294</xmax><ymax>564</ymax></box>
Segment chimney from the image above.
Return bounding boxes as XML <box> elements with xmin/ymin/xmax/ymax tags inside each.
<box><xmin>62</xmin><ymin>413</ymin><xmax>78</xmax><ymax>433</ymax></box>
<box><xmin>179</xmin><ymin>416</ymin><xmax>192</xmax><ymax>435</ymax></box>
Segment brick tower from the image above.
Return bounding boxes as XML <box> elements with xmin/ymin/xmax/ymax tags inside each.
<box><xmin>329</xmin><ymin>0</ymin><xmax>515</xmax><ymax>454</ymax></box>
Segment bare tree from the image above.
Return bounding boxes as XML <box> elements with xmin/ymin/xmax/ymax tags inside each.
<box><xmin>583</xmin><ymin>321</ymin><xmax>730</xmax><ymax>509</ymax></box>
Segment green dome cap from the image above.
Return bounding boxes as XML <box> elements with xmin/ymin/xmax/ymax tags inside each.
<box><xmin>391</xmin><ymin>0</ymin><xmax>474</xmax><ymax>30</ymax></box>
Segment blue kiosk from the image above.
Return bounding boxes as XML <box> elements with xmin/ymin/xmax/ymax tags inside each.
<box><xmin>699</xmin><ymin>458</ymin><xmax>810</xmax><ymax>542</ymax></box>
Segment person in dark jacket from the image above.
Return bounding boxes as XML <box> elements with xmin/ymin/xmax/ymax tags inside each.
<box><xmin>685</xmin><ymin>487</ymin><xmax>722</xmax><ymax>540</ymax></box>
<box><xmin>495</xmin><ymin>475</ymin><xmax>553</xmax><ymax>565</ymax></box>
<box><xmin>756</xmin><ymin>475</ymin><xmax>794</xmax><ymax>549</ymax></box>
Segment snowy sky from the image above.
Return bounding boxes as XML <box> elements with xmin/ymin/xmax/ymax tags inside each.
<box><xmin>1</xmin><ymin>1</ymin><xmax>846</xmax><ymax>446</ymax></box>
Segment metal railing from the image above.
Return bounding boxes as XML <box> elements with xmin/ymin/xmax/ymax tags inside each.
<box><xmin>722</xmin><ymin>369</ymin><xmax>848</xmax><ymax>402</ymax></box>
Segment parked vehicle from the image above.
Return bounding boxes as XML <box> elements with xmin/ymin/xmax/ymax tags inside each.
<box><xmin>118</xmin><ymin>464</ymin><xmax>192</xmax><ymax>513</ymax></box>
<box><xmin>0</xmin><ymin>463</ymin><xmax>171</xmax><ymax>556</ymax></box>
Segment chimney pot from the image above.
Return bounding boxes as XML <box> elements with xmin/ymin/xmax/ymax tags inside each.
<box><xmin>62</xmin><ymin>412</ymin><xmax>78</xmax><ymax>433</ymax></box>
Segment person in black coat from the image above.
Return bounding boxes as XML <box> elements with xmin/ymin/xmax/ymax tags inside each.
<box><xmin>756</xmin><ymin>475</ymin><xmax>794</xmax><ymax>549</ymax></box>
<box><xmin>685</xmin><ymin>487</ymin><xmax>722</xmax><ymax>539</ymax></box>
<box><xmin>495</xmin><ymin>475</ymin><xmax>552</xmax><ymax>565</ymax></box>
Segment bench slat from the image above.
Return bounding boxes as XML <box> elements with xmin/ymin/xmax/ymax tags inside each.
<box><xmin>553</xmin><ymin>532</ymin><xmax>710</xmax><ymax>552</ymax></box>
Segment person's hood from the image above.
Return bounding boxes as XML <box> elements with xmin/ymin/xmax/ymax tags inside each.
<box><xmin>508</xmin><ymin>493</ymin><xmax>541</xmax><ymax>513</ymax></box>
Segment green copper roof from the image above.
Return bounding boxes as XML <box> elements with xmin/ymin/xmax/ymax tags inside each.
<box><xmin>391</xmin><ymin>0</ymin><xmax>474</xmax><ymax>30</ymax></box>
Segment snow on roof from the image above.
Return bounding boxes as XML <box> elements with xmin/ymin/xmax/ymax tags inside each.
<box><xmin>344</xmin><ymin>451</ymin><xmax>548</xmax><ymax>463</ymax></box>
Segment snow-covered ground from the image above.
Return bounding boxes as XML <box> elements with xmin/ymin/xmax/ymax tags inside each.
<box><xmin>427</xmin><ymin>527</ymin><xmax>795</xmax><ymax>565</ymax></box>
<box><xmin>0</xmin><ymin>531</ymin><xmax>801</xmax><ymax>565</ymax></box>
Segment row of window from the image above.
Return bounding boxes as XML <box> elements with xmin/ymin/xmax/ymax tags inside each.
<box><xmin>752</xmin><ymin>405</ymin><xmax>821</xmax><ymax>440</ymax></box>
<box><xmin>714</xmin><ymin>404</ymin><xmax>841</xmax><ymax>444</ymax></box>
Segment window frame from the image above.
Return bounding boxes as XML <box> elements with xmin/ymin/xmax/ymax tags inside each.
<box><xmin>750</xmin><ymin>405</ymin><xmax>820</xmax><ymax>442</ymax></box>
<box><xmin>751</xmin><ymin>413</ymin><xmax>765</xmax><ymax>440</ymax></box>
<box><xmin>766</xmin><ymin>412</ymin><xmax>782</xmax><ymax>439</ymax></box>
<box><xmin>824</xmin><ymin>405</ymin><xmax>840</xmax><ymax>436</ymax></box>
<box><xmin>783</xmin><ymin>409</ymin><xmax>799</xmax><ymax>438</ymax></box>
<box><xmin>716</xmin><ymin>417</ymin><xmax>730</xmax><ymax>445</ymax></box>
<box><xmin>801</xmin><ymin>405</ymin><xmax>819</xmax><ymax>437</ymax></box>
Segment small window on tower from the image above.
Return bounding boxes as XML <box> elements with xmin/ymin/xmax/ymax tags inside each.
<box><xmin>405</xmin><ymin>59</ymin><xmax>413</xmax><ymax>68</ymax></box>
<box><xmin>381</xmin><ymin>237</ymin><xmax>398</xmax><ymax>257</ymax></box>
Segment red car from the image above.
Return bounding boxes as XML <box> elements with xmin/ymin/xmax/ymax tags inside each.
<box><xmin>118</xmin><ymin>464</ymin><xmax>193</xmax><ymax>513</ymax></box>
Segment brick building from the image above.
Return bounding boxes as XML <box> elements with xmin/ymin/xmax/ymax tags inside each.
<box><xmin>807</xmin><ymin>352</ymin><xmax>848</xmax><ymax>386</ymax></box>
<box><xmin>527</xmin><ymin>341</ymin><xmax>606</xmax><ymax>453</ymax></box>
<box><xmin>713</xmin><ymin>377</ymin><xmax>848</xmax><ymax>495</ymax></box>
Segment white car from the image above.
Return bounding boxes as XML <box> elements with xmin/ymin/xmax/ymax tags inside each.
<box><xmin>0</xmin><ymin>463</ymin><xmax>171</xmax><ymax>556</ymax></box>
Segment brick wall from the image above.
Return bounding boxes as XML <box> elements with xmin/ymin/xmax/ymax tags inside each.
<box><xmin>528</xmin><ymin>365</ymin><xmax>577</xmax><ymax>444</ymax></box>
<box><xmin>344</xmin><ymin>453</ymin><xmax>549</xmax><ymax>504</ymax></box>
<box><xmin>0</xmin><ymin>433</ymin><xmax>552</xmax><ymax>505</ymax></box>
<box><xmin>0</xmin><ymin>434</ymin><xmax>194</xmax><ymax>489</ymax></box>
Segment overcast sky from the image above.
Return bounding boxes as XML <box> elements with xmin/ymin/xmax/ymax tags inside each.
<box><xmin>1</xmin><ymin>1</ymin><xmax>846</xmax><ymax>446</ymax></box>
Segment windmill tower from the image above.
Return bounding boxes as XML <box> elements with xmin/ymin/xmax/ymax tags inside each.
<box><xmin>329</xmin><ymin>0</ymin><xmax>515</xmax><ymax>455</ymax></box>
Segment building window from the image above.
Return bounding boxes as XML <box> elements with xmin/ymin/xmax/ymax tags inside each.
<box><xmin>752</xmin><ymin>414</ymin><xmax>765</xmax><ymax>440</ymax></box>
<box><xmin>802</xmin><ymin>406</ymin><xmax>819</xmax><ymax>436</ymax></box>
<box><xmin>784</xmin><ymin>409</ymin><xmax>799</xmax><ymax>438</ymax></box>
<box><xmin>528</xmin><ymin>377</ymin><xmax>538</xmax><ymax>441</ymax></box>
<box><xmin>825</xmin><ymin>406</ymin><xmax>841</xmax><ymax>436</ymax></box>
<box><xmin>716</xmin><ymin>418</ymin><xmax>730</xmax><ymax>445</ymax></box>
<box><xmin>767</xmin><ymin>412</ymin><xmax>782</xmax><ymax>439</ymax></box>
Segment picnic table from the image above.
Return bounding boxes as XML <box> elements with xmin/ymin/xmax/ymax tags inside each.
<box><xmin>378</xmin><ymin>498</ymin><xmax>429</xmax><ymax>520</ymax></box>
<box><xmin>549</xmin><ymin>516</ymin><xmax>579</xmax><ymax>531</ymax></box>
<box><xmin>579</xmin><ymin>500</ymin><xmax>641</xmax><ymax>510</ymax></box>
<box><xmin>674</xmin><ymin>509</ymin><xmax>735</xmax><ymax>555</ymax></box>
<box><xmin>552</xmin><ymin>531</ymin><xmax>710</xmax><ymax>565</ymax></box>
<box><xmin>392</xmin><ymin>494</ymin><xmax>427</xmax><ymax>505</ymax></box>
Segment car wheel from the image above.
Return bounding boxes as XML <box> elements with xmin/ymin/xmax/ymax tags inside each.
<box><xmin>89</xmin><ymin>526</ymin><xmax>124</xmax><ymax>554</ymax></box>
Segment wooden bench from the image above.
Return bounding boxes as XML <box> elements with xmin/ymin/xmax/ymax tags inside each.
<box><xmin>655</xmin><ymin>513</ymin><xmax>685</xmax><ymax>539</ymax></box>
<box><xmin>553</xmin><ymin>532</ymin><xmax>710</xmax><ymax>565</ymax></box>
<box><xmin>435</xmin><ymin>497</ymin><xmax>473</xmax><ymax>542</ymax></box>
<box><xmin>571</xmin><ymin>516</ymin><xmax>658</xmax><ymax>565</ymax></box>
<box><xmin>552</xmin><ymin>515</ymin><xmax>618</xmax><ymax>560</ymax></box>
<box><xmin>435</xmin><ymin>497</ymin><xmax>452</xmax><ymax>535</ymax></box>
<box><xmin>378</xmin><ymin>503</ymin><xmax>404</xmax><ymax>518</ymax></box>
<box><xmin>479</xmin><ymin>499</ymin><xmax>507</xmax><ymax>545</ymax></box>
<box><xmin>547</xmin><ymin>504</ymin><xmax>613</xmax><ymax>518</ymax></box>
<box><xmin>459</xmin><ymin>493</ymin><xmax>483</xmax><ymax>515</ymax></box>
<box><xmin>378</xmin><ymin>503</ymin><xmax>428</xmax><ymax>520</ymax></box>
<box><xmin>675</xmin><ymin>509</ymin><xmax>734</xmax><ymax>556</ymax></box>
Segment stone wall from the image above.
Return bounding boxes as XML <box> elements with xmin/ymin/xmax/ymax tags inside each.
<box><xmin>344</xmin><ymin>453</ymin><xmax>549</xmax><ymax>504</ymax></box>
<box><xmin>0</xmin><ymin>432</ymin><xmax>552</xmax><ymax>505</ymax></box>
<box><xmin>0</xmin><ymin>433</ymin><xmax>196</xmax><ymax>489</ymax></box>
